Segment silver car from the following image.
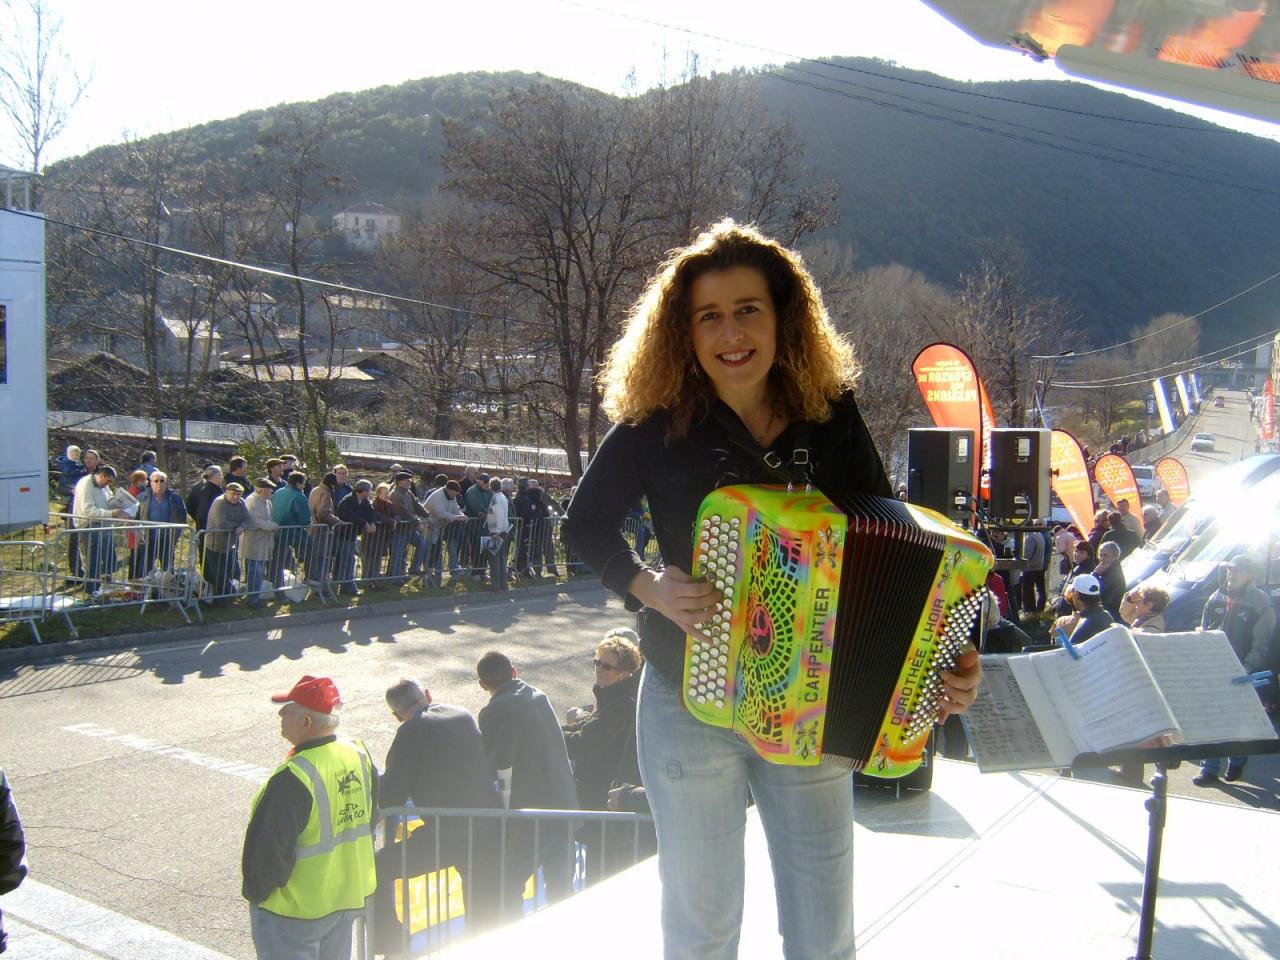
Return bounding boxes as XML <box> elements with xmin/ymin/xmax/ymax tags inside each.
<box><xmin>1191</xmin><ymin>432</ymin><xmax>1215</xmax><ymax>452</ymax></box>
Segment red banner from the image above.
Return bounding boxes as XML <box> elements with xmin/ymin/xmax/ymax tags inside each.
<box><xmin>1050</xmin><ymin>430</ymin><xmax>1094</xmax><ymax>534</ymax></box>
<box><xmin>1155</xmin><ymin>457</ymin><xmax>1191</xmax><ymax>506</ymax></box>
<box><xmin>912</xmin><ymin>343</ymin><xmax>996</xmax><ymax>497</ymax></box>
<box><xmin>1264</xmin><ymin>378</ymin><xmax>1275</xmax><ymax>442</ymax></box>
<box><xmin>1094</xmin><ymin>453</ymin><xmax>1144</xmax><ymax>535</ymax></box>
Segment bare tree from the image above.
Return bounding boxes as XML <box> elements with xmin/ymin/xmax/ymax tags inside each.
<box><xmin>1069</xmin><ymin>353</ymin><xmax>1140</xmax><ymax>440</ymax></box>
<box><xmin>926</xmin><ymin>251</ymin><xmax>1078</xmax><ymax>427</ymax></box>
<box><xmin>818</xmin><ymin>259</ymin><xmax>958</xmax><ymax>474</ymax></box>
<box><xmin>375</xmin><ymin>218</ymin><xmax>489</xmax><ymax>440</ymax></box>
<box><xmin>650</xmin><ymin>66</ymin><xmax>834</xmax><ymax>246</ymax></box>
<box><xmin>443</xmin><ymin>76</ymin><xmax>834</xmax><ymax>472</ymax></box>
<box><xmin>1131</xmin><ymin>312</ymin><xmax>1200</xmax><ymax>379</ymax></box>
<box><xmin>43</xmin><ymin>134</ymin><xmax>244</xmax><ymax>480</ymax></box>
<box><xmin>0</xmin><ymin>0</ymin><xmax>87</xmax><ymax>173</ymax></box>
<box><xmin>245</xmin><ymin>106</ymin><xmax>344</xmax><ymax>472</ymax></box>
<box><xmin>443</xmin><ymin>84</ymin><xmax>669</xmax><ymax>476</ymax></box>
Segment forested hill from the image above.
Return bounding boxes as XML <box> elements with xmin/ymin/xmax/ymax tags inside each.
<box><xmin>758</xmin><ymin>58</ymin><xmax>1280</xmax><ymax>352</ymax></box>
<box><xmin>48</xmin><ymin>59</ymin><xmax>1280</xmax><ymax>351</ymax></box>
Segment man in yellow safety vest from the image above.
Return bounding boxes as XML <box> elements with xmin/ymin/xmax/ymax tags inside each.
<box><xmin>242</xmin><ymin>675</ymin><xmax>377</xmax><ymax>959</ymax></box>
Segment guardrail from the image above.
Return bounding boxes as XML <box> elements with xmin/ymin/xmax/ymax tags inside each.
<box><xmin>0</xmin><ymin>513</ymin><xmax>665</xmax><ymax>641</ymax></box>
<box><xmin>48</xmin><ymin>410</ymin><xmax>590</xmax><ymax>475</ymax></box>
<box><xmin>369</xmin><ymin>805</ymin><xmax>655</xmax><ymax>958</ymax></box>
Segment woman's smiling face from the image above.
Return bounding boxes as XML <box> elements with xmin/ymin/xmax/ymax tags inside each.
<box><xmin>689</xmin><ymin>265</ymin><xmax>778</xmax><ymax>405</ymax></box>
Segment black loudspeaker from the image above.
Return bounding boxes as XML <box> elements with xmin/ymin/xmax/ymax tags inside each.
<box><xmin>906</xmin><ymin>428</ymin><xmax>974</xmax><ymax>525</ymax></box>
<box><xmin>988</xmin><ymin>428</ymin><xmax>1051</xmax><ymax>523</ymax></box>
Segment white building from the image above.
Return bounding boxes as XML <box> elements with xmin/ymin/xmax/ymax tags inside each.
<box><xmin>332</xmin><ymin>202</ymin><xmax>402</xmax><ymax>251</ymax></box>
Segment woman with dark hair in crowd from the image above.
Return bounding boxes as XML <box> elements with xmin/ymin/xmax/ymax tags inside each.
<box><xmin>564</xmin><ymin>219</ymin><xmax>983</xmax><ymax>959</ymax></box>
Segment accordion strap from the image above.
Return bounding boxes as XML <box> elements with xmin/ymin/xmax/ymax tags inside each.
<box><xmin>708</xmin><ymin>404</ymin><xmax>815</xmax><ymax>488</ymax></box>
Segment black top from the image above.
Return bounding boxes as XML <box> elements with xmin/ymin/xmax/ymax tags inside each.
<box><xmin>561</xmin><ymin>672</ymin><xmax>641</xmax><ymax>810</ymax></box>
<box><xmin>478</xmin><ymin>679</ymin><xmax>579</xmax><ymax>811</ymax></box>
<box><xmin>563</xmin><ymin>391</ymin><xmax>890</xmax><ymax>682</ymax></box>
<box><xmin>381</xmin><ymin>703</ymin><xmax>502</xmax><ymax>811</ymax></box>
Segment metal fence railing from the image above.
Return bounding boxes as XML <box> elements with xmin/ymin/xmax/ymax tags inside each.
<box><xmin>2</xmin><ymin>507</ymin><xmax>621</xmax><ymax>642</ymax></box>
<box><xmin>367</xmin><ymin>806</ymin><xmax>655</xmax><ymax>958</ymax></box>
<box><xmin>0</xmin><ymin>541</ymin><xmax>50</xmax><ymax>643</ymax></box>
<box><xmin>48</xmin><ymin>410</ymin><xmax>591</xmax><ymax>475</ymax></box>
<box><xmin>45</xmin><ymin>514</ymin><xmax>197</xmax><ymax>637</ymax></box>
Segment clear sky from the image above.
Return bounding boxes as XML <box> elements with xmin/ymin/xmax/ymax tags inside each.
<box><xmin>11</xmin><ymin>0</ymin><xmax>1280</xmax><ymax>169</ymax></box>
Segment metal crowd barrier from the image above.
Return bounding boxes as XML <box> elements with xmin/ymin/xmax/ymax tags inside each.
<box><xmin>47</xmin><ymin>513</ymin><xmax>196</xmax><ymax>638</ymax></box>
<box><xmin>192</xmin><ymin>522</ymin><xmax>334</xmax><ymax>615</ymax></box>
<box><xmin>0</xmin><ymin>540</ymin><xmax>50</xmax><ymax>643</ymax></box>
<box><xmin>368</xmin><ymin>806</ymin><xmax>655</xmax><ymax>958</ymax></box>
<box><xmin>7</xmin><ymin>499</ymin><xmax>604</xmax><ymax>640</ymax></box>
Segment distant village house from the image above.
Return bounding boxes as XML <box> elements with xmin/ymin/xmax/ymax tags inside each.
<box><xmin>332</xmin><ymin>202</ymin><xmax>402</xmax><ymax>250</ymax></box>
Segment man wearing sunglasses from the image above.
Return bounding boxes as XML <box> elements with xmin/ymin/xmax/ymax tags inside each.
<box><xmin>135</xmin><ymin>471</ymin><xmax>187</xmax><ymax>573</ymax></box>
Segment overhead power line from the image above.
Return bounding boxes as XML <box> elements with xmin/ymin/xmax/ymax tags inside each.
<box><xmin>1</xmin><ymin>206</ymin><xmax>524</xmax><ymax>324</ymax></box>
<box><xmin>1054</xmin><ymin>328</ymin><xmax>1279</xmax><ymax>389</ymax></box>
<box><xmin>561</xmin><ymin>0</ymin><xmax>1240</xmax><ymax>133</ymax></box>
<box><xmin>1062</xmin><ymin>264</ymin><xmax>1280</xmax><ymax>360</ymax></box>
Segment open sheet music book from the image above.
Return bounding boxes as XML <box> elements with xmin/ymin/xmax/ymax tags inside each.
<box><xmin>963</xmin><ymin>627</ymin><xmax>1278</xmax><ymax>773</ymax></box>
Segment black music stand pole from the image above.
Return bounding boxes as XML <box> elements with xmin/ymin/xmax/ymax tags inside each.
<box><xmin>1132</xmin><ymin>760</ymin><xmax>1172</xmax><ymax>960</ymax></box>
<box><xmin>1074</xmin><ymin>738</ymin><xmax>1280</xmax><ymax>960</ymax></box>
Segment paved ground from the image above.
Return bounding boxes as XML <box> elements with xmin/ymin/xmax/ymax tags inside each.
<box><xmin>0</xmin><ymin>587</ymin><xmax>623</xmax><ymax>959</ymax></box>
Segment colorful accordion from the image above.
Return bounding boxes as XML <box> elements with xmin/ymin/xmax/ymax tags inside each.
<box><xmin>683</xmin><ymin>484</ymin><xmax>993</xmax><ymax>777</ymax></box>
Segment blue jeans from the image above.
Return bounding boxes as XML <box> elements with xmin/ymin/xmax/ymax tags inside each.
<box><xmin>245</xmin><ymin>559</ymin><xmax>266</xmax><ymax>603</ymax></box>
<box><xmin>1201</xmin><ymin>755</ymin><xmax>1246</xmax><ymax>775</ymax></box>
<box><xmin>636</xmin><ymin>666</ymin><xmax>855</xmax><ymax>960</ymax></box>
<box><xmin>248</xmin><ymin>904</ymin><xmax>361</xmax><ymax>960</ymax></box>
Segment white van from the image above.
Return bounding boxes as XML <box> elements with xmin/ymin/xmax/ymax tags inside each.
<box><xmin>1131</xmin><ymin>464</ymin><xmax>1156</xmax><ymax>499</ymax></box>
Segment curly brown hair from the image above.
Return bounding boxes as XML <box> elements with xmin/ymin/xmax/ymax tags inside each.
<box><xmin>598</xmin><ymin>628</ymin><xmax>644</xmax><ymax>673</ymax></box>
<box><xmin>601</xmin><ymin>219</ymin><xmax>860</xmax><ymax>439</ymax></box>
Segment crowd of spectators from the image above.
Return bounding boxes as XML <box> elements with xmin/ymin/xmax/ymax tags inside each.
<box><xmin>47</xmin><ymin>445</ymin><xmax>650</xmax><ymax>606</ymax></box>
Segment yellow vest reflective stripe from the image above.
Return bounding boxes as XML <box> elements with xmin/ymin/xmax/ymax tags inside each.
<box><xmin>254</xmin><ymin>739</ymin><xmax>377</xmax><ymax>920</ymax></box>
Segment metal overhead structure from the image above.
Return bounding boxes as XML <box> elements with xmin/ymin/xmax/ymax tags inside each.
<box><xmin>923</xmin><ymin>1</ymin><xmax>1280</xmax><ymax>124</ymax></box>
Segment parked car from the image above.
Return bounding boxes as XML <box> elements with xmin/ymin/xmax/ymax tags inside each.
<box><xmin>1131</xmin><ymin>464</ymin><xmax>1156</xmax><ymax>498</ymax></box>
<box><xmin>1122</xmin><ymin>454</ymin><xmax>1280</xmax><ymax>590</ymax></box>
<box><xmin>1191</xmin><ymin>432</ymin><xmax>1216</xmax><ymax>452</ymax></box>
<box><xmin>1214</xmin><ymin>395</ymin><xmax>1225</xmax><ymax>408</ymax></box>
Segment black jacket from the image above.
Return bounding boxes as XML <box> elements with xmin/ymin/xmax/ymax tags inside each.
<box><xmin>0</xmin><ymin>768</ymin><xmax>28</xmax><ymax>953</ymax></box>
<box><xmin>381</xmin><ymin>704</ymin><xmax>501</xmax><ymax>812</ymax></box>
<box><xmin>185</xmin><ymin>480</ymin><xmax>222</xmax><ymax>531</ymax></box>
<box><xmin>478</xmin><ymin>679</ymin><xmax>578</xmax><ymax>811</ymax></box>
<box><xmin>562</xmin><ymin>672</ymin><xmax>641</xmax><ymax>810</ymax></box>
<box><xmin>336</xmin><ymin>493</ymin><xmax>382</xmax><ymax>540</ymax></box>
<box><xmin>563</xmin><ymin>391</ymin><xmax>890</xmax><ymax>681</ymax></box>
<box><xmin>1096</xmin><ymin>562</ymin><xmax>1127</xmax><ymax>620</ymax></box>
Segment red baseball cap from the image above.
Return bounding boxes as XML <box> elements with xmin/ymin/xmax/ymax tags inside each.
<box><xmin>270</xmin><ymin>675</ymin><xmax>341</xmax><ymax>714</ymax></box>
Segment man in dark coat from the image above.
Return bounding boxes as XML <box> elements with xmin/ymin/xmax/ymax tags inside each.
<box><xmin>374</xmin><ymin>678</ymin><xmax>506</xmax><ymax>947</ymax></box>
<box><xmin>0</xmin><ymin>767</ymin><xmax>27</xmax><ymax>954</ymax></box>
<box><xmin>336</xmin><ymin>480</ymin><xmax>384</xmax><ymax>590</ymax></box>
<box><xmin>477</xmin><ymin>651</ymin><xmax>578</xmax><ymax>904</ymax></box>
<box><xmin>1100</xmin><ymin>510</ymin><xmax>1140</xmax><ymax>559</ymax></box>
<box><xmin>185</xmin><ymin>465</ymin><xmax>224</xmax><ymax>532</ymax></box>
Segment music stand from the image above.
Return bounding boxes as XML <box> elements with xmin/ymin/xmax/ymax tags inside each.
<box><xmin>1073</xmin><ymin>737</ymin><xmax>1280</xmax><ymax>960</ymax></box>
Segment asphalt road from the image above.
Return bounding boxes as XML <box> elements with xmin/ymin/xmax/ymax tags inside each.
<box><xmin>1</xmin><ymin>389</ymin><xmax>1274</xmax><ymax>958</ymax></box>
<box><xmin>0</xmin><ymin>587</ymin><xmax>621</xmax><ymax>958</ymax></box>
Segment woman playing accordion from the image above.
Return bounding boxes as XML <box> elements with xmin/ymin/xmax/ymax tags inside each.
<box><xmin>564</xmin><ymin>220</ymin><xmax>983</xmax><ymax>960</ymax></box>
